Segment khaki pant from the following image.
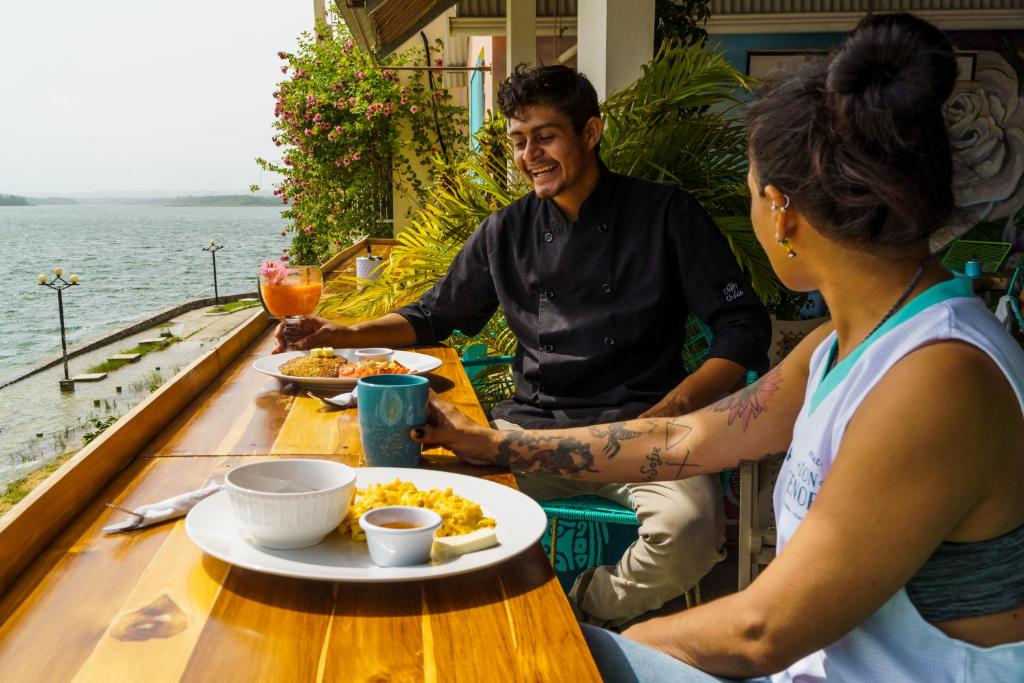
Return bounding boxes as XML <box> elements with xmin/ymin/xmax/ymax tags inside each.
<box><xmin>493</xmin><ymin>419</ymin><xmax>726</xmax><ymax>627</ymax></box>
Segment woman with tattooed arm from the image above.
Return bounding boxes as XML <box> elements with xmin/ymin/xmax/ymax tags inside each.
<box><xmin>410</xmin><ymin>14</ymin><xmax>1024</xmax><ymax>683</ymax></box>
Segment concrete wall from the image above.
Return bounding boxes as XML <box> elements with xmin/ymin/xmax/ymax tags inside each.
<box><xmin>0</xmin><ymin>292</ymin><xmax>257</xmax><ymax>389</ymax></box>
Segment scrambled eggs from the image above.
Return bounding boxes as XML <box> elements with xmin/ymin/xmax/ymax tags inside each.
<box><xmin>339</xmin><ymin>479</ymin><xmax>496</xmax><ymax>541</ymax></box>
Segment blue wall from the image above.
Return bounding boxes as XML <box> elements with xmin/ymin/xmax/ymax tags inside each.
<box><xmin>709</xmin><ymin>33</ymin><xmax>845</xmax><ymax>74</ymax></box>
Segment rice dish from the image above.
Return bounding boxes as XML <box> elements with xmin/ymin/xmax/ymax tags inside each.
<box><xmin>279</xmin><ymin>355</ymin><xmax>348</xmax><ymax>378</ymax></box>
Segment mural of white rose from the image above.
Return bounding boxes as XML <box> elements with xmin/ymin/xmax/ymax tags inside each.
<box><xmin>932</xmin><ymin>50</ymin><xmax>1024</xmax><ymax>251</ymax></box>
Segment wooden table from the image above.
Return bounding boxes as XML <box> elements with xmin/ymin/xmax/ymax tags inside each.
<box><xmin>0</xmin><ymin>246</ymin><xmax>600</xmax><ymax>682</ymax></box>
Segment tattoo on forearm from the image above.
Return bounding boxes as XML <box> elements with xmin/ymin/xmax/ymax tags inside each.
<box><xmin>709</xmin><ymin>366</ymin><xmax>783</xmax><ymax>431</ymax></box>
<box><xmin>640</xmin><ymin>446</ymin><xmax>696</xmax><ymax>481</ymax></box>
<box><xmin>495</xmin><ymin>431</ymin><xmax>598</xmax><ymax>475</ymax></box>
<box><xmin>588</xmin><ymin>421</ymin><xmax>657</xmax><ymax>459</ymax></box>
<box><xmin>664</xmin><ymin>420</ymin><xmax>693</xmax><ymax>451</ymax></box>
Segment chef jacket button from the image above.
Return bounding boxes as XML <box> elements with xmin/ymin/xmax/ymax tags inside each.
<box><xmin>604</xmin><ymin>337</ymin><xmax>615</xmax><ymax>346</ymax></box>
<box><xmin>601</xmin><ymin>283</ymin><xmax>612</xmax><ymax>294</ymax></box>
<box><xmin>543</xmin><ymin>231</ymin><xmax>554</xmax><ymax>243</ymax></box>
<box><xmin>543</xmin><ymin>344</ymin><xmax>555</xmax><ymax>353</ymax></box>
<box><xmin>598</xmin><ymin>223</ymin><xmax>609</xmax><ymax>233</ymax></box>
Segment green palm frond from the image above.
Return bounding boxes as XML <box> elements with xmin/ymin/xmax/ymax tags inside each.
<box><xmin>469</xmin><ymin>363</ymin><xmax>516</xmax><ymax>413</ymax></box>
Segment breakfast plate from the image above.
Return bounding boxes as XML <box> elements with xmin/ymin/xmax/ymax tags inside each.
<box><xmin>252</xmin><ymin>349</ymin><xmax>443</xmax><ymax>389</ymax></box>
<box><xmin>184</xmin><ymin>467</ymin><xmax>548</xmax><ymax>582</ymax></box>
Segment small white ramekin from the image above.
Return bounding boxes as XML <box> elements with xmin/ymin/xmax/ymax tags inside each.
<box><xmin>359</xmin><ymin>506</ymin><xmax>442</xmax><ymax>567</ymax></box>
<box><xmin>225</xmin><ymin>459</ymin><xmax>355</xmax><ymax>550</ymax></box>
<box><xmin>354</xmin><ymin>347</ymin><xmax>394</xmax><ymax>362</ymax></box>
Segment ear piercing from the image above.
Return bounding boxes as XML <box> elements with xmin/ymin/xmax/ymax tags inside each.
<box><xmin>777</xmin><ymin>238</ymin><xmax>797</xmax><ymax>259</ymax></box>
<box><xmin>770</xmin><ymin>194</ymin><xmax>791</xmax><ymax>213</ymax></box>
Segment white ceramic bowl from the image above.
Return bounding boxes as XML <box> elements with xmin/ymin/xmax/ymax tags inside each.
<box><xmin>354</xmin><ymin>347</ymin><xmax>395</xmax><ymax>362</ymax></box>
<box><xmin>358</xmin><ymin>506</ymin><xmax>442</xmax><ymax>567</ymax></box>
<box><xmin>225</xmin><ymin>459</ymin><xmax>355</xmax><ymax>550</ymax></box>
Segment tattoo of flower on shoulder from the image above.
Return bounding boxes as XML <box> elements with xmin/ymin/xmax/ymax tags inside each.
<box><xmin>709</xmin><ymin>366</ymin><xmax>783</xmax><ymax>431</ymax></box>
<box><xmin>587</xmin><ymin>421</ymin><xmax>657</xmax><ymax>459</ymax></box>
<box><xmin>495</xmin><ymin>431</ymin><xmax>598</xmax><ymax>475</ymax></box>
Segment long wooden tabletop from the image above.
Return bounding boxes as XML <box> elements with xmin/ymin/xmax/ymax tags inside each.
<box><xmin>0</xmin><ymin>250</ymin><xmax>600</xmax><ymax>681</ymax></box>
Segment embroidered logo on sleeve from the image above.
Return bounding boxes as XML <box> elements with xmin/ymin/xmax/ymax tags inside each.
<box><xmin>723</xmin><ymin>282</ymin><xmax>744</xmax><ymax>302</ymax></box>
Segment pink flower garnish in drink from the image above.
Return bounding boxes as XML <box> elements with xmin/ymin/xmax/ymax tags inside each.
<box><xmin>260</xmin><ymin>260</ymin><xmax>289</xmax><ymax>285</ymax></box>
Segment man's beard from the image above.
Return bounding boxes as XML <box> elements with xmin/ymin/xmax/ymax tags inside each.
<box><xmin>533</xmin><ymin>177</ymin><xmax>566</xmax><ymax>199</ymax></box>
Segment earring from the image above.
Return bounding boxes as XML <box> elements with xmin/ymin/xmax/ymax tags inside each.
<box><xmin>777</xmin><ymin>238</ymin><xmax>797</xmax><ymax>259</ymax></box>
<box><xmin>770</xmin><ymin>195</ymin><xmax>792</xmax><ymax>213</ymax></box>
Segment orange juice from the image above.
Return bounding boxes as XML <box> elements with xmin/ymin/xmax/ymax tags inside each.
<box><xmin>260</xmin><ymin>282</ymin><xmax>322</xmax><ymax>317</ymax></box>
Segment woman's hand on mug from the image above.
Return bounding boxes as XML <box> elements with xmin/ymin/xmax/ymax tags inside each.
<box><xmin>272</xmin><ymin>316</ymin><xmax>348</xmax><ymax>353</ymax></box>
<box><xmin>409</xmin><ymin>393</ymin><xmax>499</xmax><ymax>466</ymax></box>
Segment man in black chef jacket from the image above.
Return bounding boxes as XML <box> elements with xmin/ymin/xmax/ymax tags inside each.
<box><xmin>278</xmin><ymin>64</ymin><xmax>771</xmax><ymax>626</ymax></box>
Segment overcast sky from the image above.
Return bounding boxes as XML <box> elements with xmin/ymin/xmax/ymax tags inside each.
<box><xmin>0</xmin><ymin>1</ymin><xmax>312</xmax><ymax>195</ymax></box>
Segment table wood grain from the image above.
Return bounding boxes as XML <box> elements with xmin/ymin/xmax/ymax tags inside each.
<box><xmin>0</xmin><ymin>244</ymin><xmax>600</xmax><ymax>682</ymax></box>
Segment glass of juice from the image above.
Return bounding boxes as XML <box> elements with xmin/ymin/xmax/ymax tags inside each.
<box><xmin>259</xmin><ymin>262</ymin><xmax>323</xmax><ymax>350</ymax></box>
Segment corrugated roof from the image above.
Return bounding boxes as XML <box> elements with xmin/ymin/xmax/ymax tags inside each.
<box><xmin>456</xmin><ymin>1</ymin><xmax>578</xmax><ymax>17</ymax></box>
<box><xmin>362</xmin><ymin>0</ymin><xmax>578</xmax><ymax>55</ymax></box>
<box><xmin>709</xmin><ymin>0</ymin><xmax>1022</xmax><ymax>11</ymax></box>
<box><xmin>371</xmin><ymin>0</ymin><xmax>459</xmax><ymax>54</ymax></box>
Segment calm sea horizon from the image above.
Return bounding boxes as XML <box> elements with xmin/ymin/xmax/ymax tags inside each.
<box><xmin>0</xmin><ymin>204</ymin><xmax>290</xmax><ymax>379</ymax></box>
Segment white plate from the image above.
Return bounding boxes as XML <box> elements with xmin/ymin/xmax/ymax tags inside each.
<box><xmin>185</xmin><ymin>467</ymin><xmax>548</xmax><ymax>582</ymax></box>
<box><xmin>252</xmin><ymin>349</ymin><xmax>443</xmax><ymax>389</ymax></box>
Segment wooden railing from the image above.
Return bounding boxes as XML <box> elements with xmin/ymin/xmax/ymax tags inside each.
<box><xmin>0</xmin><ymin>238</ymin><xmax>393</xmax><ymax>595</ymax></box>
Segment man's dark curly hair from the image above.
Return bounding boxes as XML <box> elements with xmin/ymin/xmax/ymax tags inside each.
<box><xmin>497</xmin><ymin>64</ymin><xmax>600</xmax><ymax>132</ymax></box>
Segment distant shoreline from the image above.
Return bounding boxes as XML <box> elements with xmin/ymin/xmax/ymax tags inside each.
<box><xmin>0</xmin><ymin>194</ymin><xmax>280</xmax><ymax>207</ymax></box>
<box><xmin>153</xmin><ymin>195</ymin><xmax>280</xmax><ymax>207</ymax></box>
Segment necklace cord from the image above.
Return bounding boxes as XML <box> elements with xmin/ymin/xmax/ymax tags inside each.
<box><xmin>828</xmin><ymin>253</ymin><xmax>935</xmax><ymax>371</ymax></box>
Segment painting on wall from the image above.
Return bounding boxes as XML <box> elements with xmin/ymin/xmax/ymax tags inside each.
<box><xmin>934</xmin><ymin>33</ymin><xmax>1024</xmax><ymax>259</ymax></box>
<box><xmin>746</xmin><ymin>49</ymin><xmax>977</xmax><ymax>82</ymax></box>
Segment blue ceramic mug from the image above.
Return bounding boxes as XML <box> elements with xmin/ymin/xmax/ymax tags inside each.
<box><xmin>357</xmin><ymin>374</ymin><xmax>429</xmax><ymax>468</ymax></box>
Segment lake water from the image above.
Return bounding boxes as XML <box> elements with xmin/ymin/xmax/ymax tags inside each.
<box><xmin>0</xmin><ymin>204</ymin><xmax>288</xmax><ymax>379</ymax></box>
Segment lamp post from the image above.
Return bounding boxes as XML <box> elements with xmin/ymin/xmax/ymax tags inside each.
<box><xmin>38</xmin><ymin>267</ymin><xmax>79</xmax><ymax>391</ymax></box>
<box><xmin>202</xmin><ymin>239</ymin><xmax>224</xmax><ymax>305</ymax></box>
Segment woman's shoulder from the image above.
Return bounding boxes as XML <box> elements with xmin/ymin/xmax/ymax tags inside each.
<box><xmin>862</xmin><ymin>339</ymin><xmax>1022</xmax><ymax>469</ymax></box>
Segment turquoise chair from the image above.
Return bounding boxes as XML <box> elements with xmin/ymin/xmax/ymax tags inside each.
<box><xmin>999</xmin><ymin>264</ymin><xmax>1024</xmax><ymax>340</ymax></box>
<box><xmin>460</xmin><ymin>342</ymin><xmax>514</xmax><ymax>383</ymax></box>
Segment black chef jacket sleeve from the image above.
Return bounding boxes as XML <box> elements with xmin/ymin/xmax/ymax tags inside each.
<box><xmin>395</xmin><ymin>218</ymin><xmax>500</xmax><ymax>345</ymax></box>
<box><xmin>669</xmin><ymin>191</ymin><xmax>772</xmax><ymax>374</ymax></box>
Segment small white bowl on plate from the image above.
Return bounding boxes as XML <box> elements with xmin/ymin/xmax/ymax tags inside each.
<box><xmin>359</xmin><ymin>506</ymin><xmax>442</xmax><ymax>567</ymax></box>
<box><xmin>354</xmin><ymin>347</ymin><xmax>394</xmax><ymax>362</ymax></box>
<box><xmin>225</xmin><ymin>459</ymin><xmax>355</xmax><ymax>550</ymax></box>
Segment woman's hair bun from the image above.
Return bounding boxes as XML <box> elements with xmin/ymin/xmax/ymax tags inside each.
<box><xmin>827</xmin><ymin>13</ymin><xmax>957</xmax><ymax>109</ymax></box>
<box><xmin>747</xmin><ymin>12</ymin><xmax>959</xmax><ymax>249</ymax></box>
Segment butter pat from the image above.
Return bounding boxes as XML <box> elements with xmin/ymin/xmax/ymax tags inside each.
<box><xmin>431</xmin><ymin>528</ymin><xmax>498</xmax><ymax>562</ymax></box>
<box><xmin>310</xmin><ymin>347</ymin><xmax>335</xmax><ymax>359</ymax></box>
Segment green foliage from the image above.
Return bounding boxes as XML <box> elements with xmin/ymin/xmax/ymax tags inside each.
<box><xmin>655</xmin><ymin>0</ymin><xmax>711</xmax><ymax>51</ymax></box>
<box><xmin>85</xmin><ymin>336</ymin><xmax>179</xmax><ymax>374</ymax></box>
<box><xmin>82</xmin><ymin>416</ymin><xmax>118</xmax><ymax>445</ymax></box>
<box><xmin>207</xmin><ymin>300</ymin><xmax>261</xmax><ymax>314</ymax></box>
<box><xmin>320</xmin><ymin>118</ymin><xmax>524</xmax><ymax>356</ymax></box>
<box><xmin>256</xmin><ymin>19</ymin><xmax>467</xmax><ymax>265</ymax></box>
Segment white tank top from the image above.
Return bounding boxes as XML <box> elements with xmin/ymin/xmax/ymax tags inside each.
<box><xmin>772</xmin><ymin>276</ymin><xmax>1024</xmax><ymax>683</ymax></box>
